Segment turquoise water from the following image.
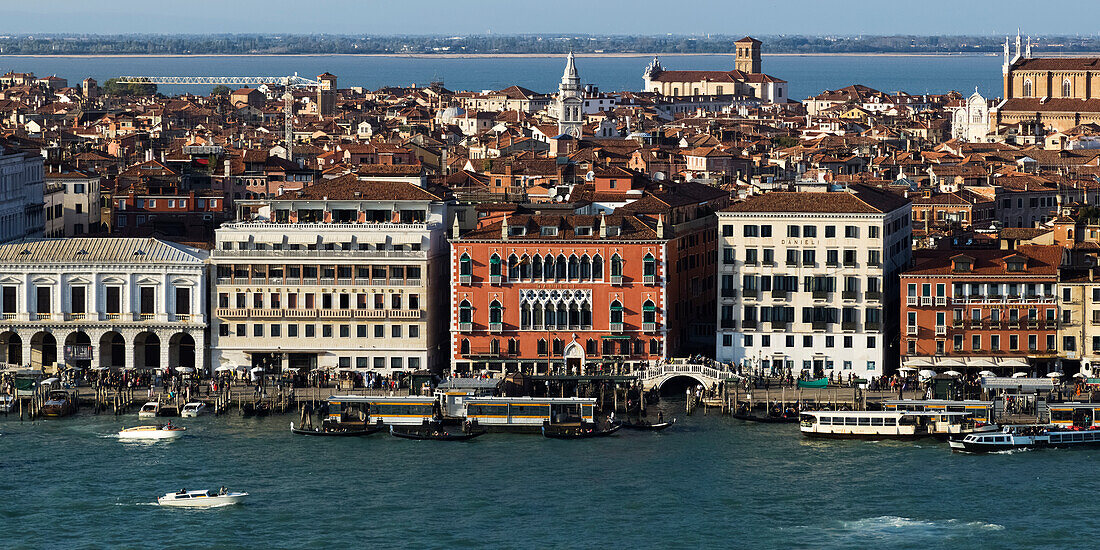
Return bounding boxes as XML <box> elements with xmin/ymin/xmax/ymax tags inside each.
<box><xmin>0</xmin><ymin>403</ymin><xmax>1089</xmax><ymax>549</ymax></box>
<box><xmin>0</xmin><ymin>54</ymin><xmax>1004</xmax><ymax>101</ymax></box>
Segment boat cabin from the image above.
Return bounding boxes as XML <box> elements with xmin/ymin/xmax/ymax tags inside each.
<box><xmin>465</xmin><ymin>396</ymin><xmax>596</xmax><ymax>431</ymax></box>
<box><xmin>326</xmin><ymin>395</ymin><xmax>438</xmax><ymax>426</ymax></box>
<box><xmin>1047</xmin><ymin>402</ymin><xmax>1100</xmax><ymax>428</ymax></box>
<box><xmin>434</xmin><ymin>378</ymin><xmax>501</xmax><ymax>420</ymax></box>
<box><xmin>883</xmin><ymin>399</ymin><xmax>995</xmax><ymax>424</ymax></box>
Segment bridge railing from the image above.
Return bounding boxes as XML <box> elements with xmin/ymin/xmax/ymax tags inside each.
<box><xmin>638</xmin><ymin>362</ymin><xmax>735</xmax><ymax>382</ymax></box>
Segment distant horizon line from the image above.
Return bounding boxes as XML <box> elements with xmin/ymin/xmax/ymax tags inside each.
<box><xmin>0</xmin><ymin>32</ymin><xmax>1094</xmax><ymax>39</ymax></box>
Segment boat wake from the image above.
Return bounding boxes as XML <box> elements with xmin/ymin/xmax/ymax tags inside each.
<box><xmin>989</xmin><ymin>447</ymin><xmax>1032</xmax><ymax>455</ymax></box>
<box><xmin>837</xmin><ymin>515</ymin><xmax>1004</xmax><ymax>535</ymax></box>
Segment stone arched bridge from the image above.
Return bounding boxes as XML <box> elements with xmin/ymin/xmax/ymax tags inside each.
<box><xmin>637</xmin><ymin>360</ymin><xmax>737</xmax><ymax>391</ymax></box>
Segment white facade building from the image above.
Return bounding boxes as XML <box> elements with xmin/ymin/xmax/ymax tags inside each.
<box><xmin>209</xmin><ymin>175</ymin><xmax>450</xmax><ymax>375</ymax></box>
<box><xmin>716</xmin><ymin>185</ymin><xmax>912</xmax><ymax>379</ymax></box>
<box><xmin>0</xmin><ymin>238</ymin><xmax>207</xmax><ymax>372</ymax></box>
<box><xmin>951</xmin><ymin>90</ymin><xmax>992</xmax><ymax>143</ymax></box>
<box><xmin>0</xmin><ymin>139</ymin><xmax>45</xmax><ymax>244</ymax></box>
<box><xmin>43</xmin><ymin>170</ymin><xmax>102</xmax><ymax>237</ymax></box>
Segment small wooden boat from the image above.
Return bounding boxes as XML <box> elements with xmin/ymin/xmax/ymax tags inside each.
<box><xmin>118</xmin><ymin>424</ymin><xmax>186</xmax><ymax>440</ymax></box>
<box><xmin>41</xmin><ymin>390</ymin><xmax>78</xmax><ymax>418</ymax></box>
<box><xmin>542</xmin><ymin>422</ymin><xmax>622</xmax><ymax>439</ymax></box>
<box><xmin>621</xmin><ymin>418</ymin><xmax>676</xmax><ymax>431</ymax></box>
<box><xmin>732</xmin><ymin>413</ymin><xmax>799</xmax><ymax>424</ymax></box>
<box><xmin>389</xmin><ymin>425</ymin><xmax>487</xmax><ymax>441</ymax></box>
<box><xmin>290</xmin><ymin>422</ymin><xmax>383</xmax><ymax>437</ymax></box>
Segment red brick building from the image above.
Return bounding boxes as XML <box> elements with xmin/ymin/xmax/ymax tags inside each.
<box><xmin>900</xmin><ymin>245</ymin><xmax>1063</xmax><ymax>373</ymax></box>
<box><xmin>450</xmin><ymin>212</ymin><xmax>671</xmax><ymax>375</ymax></box>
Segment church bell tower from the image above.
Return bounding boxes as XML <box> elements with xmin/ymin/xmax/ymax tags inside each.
<box><xmin>557</xmin><ymin>52</ymin><xmax>583</xmax><ymax>138</ymax></box>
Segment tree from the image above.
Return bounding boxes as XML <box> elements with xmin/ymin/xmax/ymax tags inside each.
<box><xmin>102</xmin><ymin>78</ymin><xmax>157</xmax><ymax>96</ymax></box>
<box><xmin>211</xmin><ymin>85</ymin><xmax>231</xmax><ymax>97</ymax></box>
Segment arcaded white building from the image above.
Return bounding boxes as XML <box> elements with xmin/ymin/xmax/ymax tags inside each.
<box><xmin>0</xmin><ymin>238</ymin><xmax>207</xmax><ymax>372</ymax></box>
<box><xmin>716</xmin><ymin>185</ymin><xmax>911</xmax><ymax>378</ymax></box>
<box><xmin>0</xmin><ymin>138</ymin><xmax>45</xmax><ymax>244</ymax></box>
<box><xmin>209</xmin><ymin>175</ymin><xmax>450</xmax><ymax>375</ymax></box>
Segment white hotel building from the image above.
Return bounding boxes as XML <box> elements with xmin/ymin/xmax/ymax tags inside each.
<box><xmin>0</xmin><ymin>238</ymin><xmax>207</xmax><ymax>371</ymax></box>
<box><xmin>0</xmin><ymin>138</ymin><xmax>45</xmax><ymax>244</ymax></box>
<box><xmin>209</xmin><ymin>175</ymin><xmax>451</xmax><ymax>375</ymax></box>
<box><xmin>716</xmin><ymin>185</ymin><xmax>911</xmax><ymax>379</ymax></box>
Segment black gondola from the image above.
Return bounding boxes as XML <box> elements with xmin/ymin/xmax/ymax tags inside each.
<box><xmin>731</xmin><ymin>413</ymin><xmax>799</xmax><ymax>424</ymax></box>
<box><xmin>388</xmin><ymin>425</ymin><xmax>487</xmax><ymax>441</ymax></box>
<box><xmin>289</xmin><ymin>422</ymin><xmax>384</xmax><ymax>436</ymax></box>
<box><xmin>621</xmin><ymin>418</ymin><xmax>676</xmax><ymax>431</ymax></box>
<box><xmin>541</xmin><ymin>422</ymin><xmax>623</xmax><ymax>439</ymax></box>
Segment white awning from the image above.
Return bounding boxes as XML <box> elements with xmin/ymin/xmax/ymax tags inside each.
<box><xmin>936</xmin><ymin>358</ymin><xmax>966</xmax><ymax>368</ymax></box>
<box><xmin>996</xmin><ymin>358</ymin><xmax>1030</xmax><ymax>368</ymax></box>
<box><xmin>286</xmin><ymin>235</ymin><xmax>318</xmax><ymax>245</ymax></box>
<box><xmin>903</xmin><ymin>357</ymin><xmax>934</xmax><ymax>367</ymax></box>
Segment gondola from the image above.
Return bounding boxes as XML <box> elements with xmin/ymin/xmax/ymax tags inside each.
<box><xmin>289</xmin><ymin>422</ymin><xmax>384</xmax><ymax>436</ymax></box>
<box><xmin>731</xmin><ymin>413</ymin><xmax>799</xmax><ymax>424</ymax></box>
<box><xmin>388</xmin><ymin>426</ymin><xmax>487</xmax><ymax>441</ymax></box>
<box><xmin>621</xmin><ymin>418</ymin><xmax>676</xmax><ymax>431</ymax></box>
<box><xmin>541</xmin><ymin>422</ymin><xmax>623</xmax><ymax>439</ymax></box>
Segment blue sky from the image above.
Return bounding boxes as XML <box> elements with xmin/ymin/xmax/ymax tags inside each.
<box><xmin>7</xmin><ymin>0</ymin><xmax>1100</xmax><ymax>35</ymax></box>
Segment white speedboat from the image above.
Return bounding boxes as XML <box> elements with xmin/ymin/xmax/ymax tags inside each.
<box><xmin>157</xmin><ymin>488</ymin><xmax>248</xmax><ymax>508</ymax></box>
<box><xmin>138</xmin><ymin>401</ymin><xmax>161</xmax><ymax>418</ymax></box>
<box><xmin>118</xmin><ymin>424</ymin><xmax>186</xmax><ymax>440</ymax></box>
<box><xmin>180</xmin><ymin>402</ymin><xmax>207</xmax><ymax>418</ymax></box>
<box><xmin>0</xmin><ymin>395</ymin><xmax>13</xmax><ymax>413</ymax></box>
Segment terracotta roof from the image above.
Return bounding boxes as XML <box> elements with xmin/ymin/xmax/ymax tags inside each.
<box><xmin>280</xmin><ymin>173</ymin><xmax>440</xmax><ymax>201</ymax></box>
<box><xmin>723</xmin><ymin>184</ymin><xmax>909</xmax><ymax>214</ymax></box>
<box><xmin>1013</xmin><ymin>58</ymin><xmax>1100</xmax><ymax>71</ymax></box>
<box><xmin>1000</xmin><ymin>98</ymin><xmax>1100</xmax><ymax>114</ymax></box>
<box><xmin>903</xmin><ymin>245</ymin><xmax>1061</xmax><ymax>277</ymax></box>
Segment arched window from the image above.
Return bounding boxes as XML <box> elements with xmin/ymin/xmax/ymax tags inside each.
<box><xmin>633</xmin><ymin>339</ymin><xmax>645</xmax><ymax>355</ymax></box>
<box><xmin>642</xmin><ymin>253</ymin><xmax>656</xmax><ymax>279</ymax></box>
<box><xmin>592</xmin><ymin>254</ymin><xmax>604</xmax><ymax>279</ymax></box>
<box><xmin>537</xmin><ymin>338</ymin><xmax>548</xmax><ymax>356</ymax></box>
<box><xmin>519</xmin><ymin>254</ymin><xmax>531</xmax><ymax>280</ymax></box>
<box><xmin>490</xmin><ymin>338</ymin><xmax>500</xmax><ymax>356</ymax></box>
<box><xmin>508</xmin><ymin>254</ymin><xmax>519</xmax><ymax>280</ymax></box>
<box><xmin>544</xmin><ymin>303</ymin><xmax>555</xmax><ymax>328</ymax></box>
<box><xmin>568</xmin><ymin>254</ymin><xmax>579</xmax><ymax>280</ymax></box>
<box><xmin>508</xmin><ymin>338</ymin><xmax>519</xmax><ymax>355</ymax></box>
<box><xmin>610</xmin><ymin>300</ymin><xmax>624</xmax><ymax>324</ymax></box>
<box><xmin>1063</xmin><ymin>78</ymin><xmax>1072</xmax><ymax>97</ymax></box>
<box><xmin>460</xmin><ymin>338</ymin><xmax>470</xmax><ymax>355</ymax></box>
<box><xmin>568</xmin><ymin>303</ymin><xmax>580</xmax><ymax>327</ymax></box>
<box><xmin>520</xmin><ymin>303</ymin><xmax>531</xmax><ymax>329</ymax></box>
<box><xmin>643</xmin><ymin>300</ymin><xmax>656</xmax><ymax>323</ymax></box>
<box><xmin>531</xmin><ymin>255</ymin><xmax>542</xmax><ymax>280</ymax></box>
<box><xmin>581</xmin><ymin>303</ymin><xmax>592</xmax><ymax>327</ymax></box>
<box><xmin>459</xmin><ymin>253</ymin><xmax>472</xmax><ymax>276</ymax></box>
<box><xmin>489</xmin><ymin>300</ymin><xmax>503</xmax><ymax>323</ymax></box>
<box><xmin>602</xmin><ymin>339</ymin><xmax>615</xmax><ymax>356</ymax></box>
<box><xmin>459</xmin><ymin>299</ymin><xmax>472</xmax><ymax>323</ymax></box>
<box><xmin>610</xmin><ymin>254</ymin><xmax>623</xmax><ymax>277</ymax></box>
<box><xmin>558</xmin><ymin>303</ymin><xmax>568</xmax><ymax>328</ymax></box>
<box><xmin>586</xmin><ymin>338</ymin><xmax>598</xmax><ymax>355</ymax></box>
<box><xmin>532</xmin><ymin>304</ymin><xmax>543</xmax><ymax>328</ymax></box>
<box><xmin>649</xmin><ymin>338</ymin><xmax>660</xmax><ymax>355</ymax></box>
<box><xmin>489</xmin><ymin>254</ymin><xmax>501</xmax><ymax>277</ymax></box>
<box><xmin>555</xmin><ymin>254</ymin><xmax>567</xmax><ymax>279</ymax></box>
<box><xmin>580</xmin><ymin>255</ymin><xmax>591</xmax><ymax>280</ymax></box>
<box><xmin>552</xmin><ymin>338</ymin><xmax>564</xmax><ymax>355</ymax></box>
<box><xmin>1023</xmin><ymin>79</ymin><xmax>1033</xmax><ymax>97</ymax></box>
<box><xmin>543</xmin><ymin>254</ymin><xmax>554</xmax><ymax>279</ymax></box>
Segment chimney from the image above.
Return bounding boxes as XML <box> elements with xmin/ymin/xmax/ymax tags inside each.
<box><xmin>599</xmin><ymin>212</ymin><xmax>608</xmax><ymax>238</ymax></box>
<box><xmin>451</xmin><ymin>214</ymin><xmax>461</xmax><ymax>238</ymax></box>
<box><xmin>501</xmin><ymin>214</ymin><xmax>509</xmax><ymax>240</ymax></box>
<box><xmin>657</xmin><ymin>214</ymin><xmax>666</xmax><ymax>238</ymax></box>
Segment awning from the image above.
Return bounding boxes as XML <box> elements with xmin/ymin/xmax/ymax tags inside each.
<box><xmin>936</xmin><ymin>358</ymin><xmax>966</xmax><ymax>368</ymax></box>
<box><xmin>286</xmin><ymin>235</ymin><xmax>318</xmax><ymax>245</ymax></box>
<box><xmin>902</xmin><ymin>357</ymin><xmax>934</xmax><ymax>367</ymax></box>
<box><xmin>996</xmin><ymin>358</ymin><xmax>1030</xmax><ymax>368</ymax></box>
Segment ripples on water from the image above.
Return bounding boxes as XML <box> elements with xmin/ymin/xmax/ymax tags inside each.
<box><xmin>0</xmin><ymin>404</ymin><xmax>1091</xmax><ymax>549</ymax></box>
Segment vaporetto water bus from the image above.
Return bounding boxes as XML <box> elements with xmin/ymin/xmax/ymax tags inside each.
<box><xmin>464</xmin><ymin>396</ymin><xmax>596</xmax><ymax>433</ymax></box>
<box><xmin>949</xmin><ymin>425</ymin><xmax>1100</xmax><ymax>452</ymax></box>
<box><xmin>326</xmin><ymin>395</ymin><xmax>437</xmax><ymax>427</ymax></box>
<box><xmin>799</xmin><ymin>410</ymin><xmax>974</xmax><ymax>440</ymax></box>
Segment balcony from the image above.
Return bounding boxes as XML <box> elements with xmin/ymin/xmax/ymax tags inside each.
<box><xmin>643</xmin><ymin>274</ymin><xmax>656</xmax><ymax>285</ymax></box>
<box><xmin>319</xmin><ymin>278</ymin><xmax>335</xmax><ymax>286</ymax></box>
<box><xmin>906</xmin><ymin>296</ymin><xmax>918</xmax><ymax>306</ymax></box>
<box><xmin>642</xmin><ymin>322</ymin><xmax>657</xmax><ymax>333</ymax></box>
<box><xmin>906</xmin><ymin>325</ymin><xmax>918</xmax><ymax>335</ymax></box>
<box><xmin>354</xmin><ymin>309</ymin><xmax>386</xmax><ymax>319</ymax></box>
<box><xmin>137</xmin><ymin>313</ymin><xmax>156</xmax><ymax>322</ymax></box>
<box><xmin>65</xmin><ymin>313</ymin><xmax>87</xmax><ymax>321</ymax></box>
<box><xmin>842</xmin><ymin>321</ymin><xmax>858</xmax><ymax>332</ymax></box>
<box><xmin>490</xmin><ymin>274</ymin><xmax>502</xmax><ymax>285</ymax></box>
<box><xmin>489</xmin><ymin>322</ymin><xmax>503</xmax><ymax>333</ymax></box>
<box><xmin>337</xmin><ymin>278</ymin><xmax>352</xmax><ymax>286</ymax></box>
<box><xmin>390</xmin><ymin>309</ymin><xmax>422</xmax><ymax>319</ymax></box>
<box><xmin>611</xmin><ymin>275</ymin><xmax>624</xmax><ymax>286</ymax></box>
<box><xmin>172</xmin><ymin>313</ymin><xmax>193</xmax><ymax>322</ymax></box>
<box><xmin>970</xmin><ymin>320</ymin><xmax>983</xmax><ymax>329</ymax></box>
<box><xmin>786</xmin><ymin>261</ymin><xmax>799</xmax><ymax>267</ymax></box>
<box><xmin>1092</xmin><ymin>318</ymin><xmax>1100</xmax><ymax>326</ymax></box>
<box><xmin>721</xmin><ymin>288</ymin><xmax>737</xmax><ymax>298</ymax></box>
<box><xmin>1</xmin><ymin>313</ymin><xmax>16</xmax><ymax>320</ymax></box>
<box><xmin>1008</xmin><ymin>321</ymin><xmax>1020</xmax><ymax>329</ymax></box>
<box><xmin>103</xmin><ymin>313</ymin><xmax>121</xmax><ymax>321</ymax></box>
<box><xmin>935</xmin><ymin>325</ymin><xmax>947</xmax><ymax>336</ymax></box>
<box><xmin>842</xmin><ymin>290</ymin><xmax>858</xmax><ymax>301</ymax></box>
<box><xmin>458</xmin><ymin>322</ymin><xmax>473</xmax><ymax>333</ymax></box>
<box><xmin>459</xmin><ymin>274</ymin><xmax>472</xmax><ymax>285</ymax></box>
<box><xmin>741</xmin><ymin>320</ymin><xmax>757</xmax><ymax>330</ymax></box>
<box><xmin>742</xmin><ymin>290</ymin><xmax>760</xmax><ymax>300</ymax></box>
<box><xmin>213</xmin><ymin>246</ymin><xmax>428</xmax><ymax>260</ymax></box>
<box><xmin>866</xmin><ymin>321</ymin><xmax>881</xmax><ymax>331</ymax></box>
<box><xmin>285</xmin><ymin>309</ymin><xmax>319</xmax><ymax>319</ymax></box>
<box><xmin>867</xmin><ymin>291</ymin><xmax>883</xmax><ymax>302</ymax></box>
<box><xmin>826</xmin><ymin>261</ymin><xmax>840</xmax><ymax>268</ymax></box>
<box><xmin>250</xmin><ymin>309</ymin><xmax>283</xmax><ymax>318</ymax></box>
<box><xmin>319</xmin><ymin>309</ymin><xmax>352</xmax><ymax>319</ymax></box>
<box><xmin>34</xmin><ymin>313</ymin><xmax>52</xmax><ymax>321</ymax></box>
<box><xmin>405</xmin><ymin>279</ymin><xmax>423</xmax><ymax>287</ymax></box>
<box><xmin>812</xmin><ymin>290</ymin><xmax>829</xmax><ymax>300</ymax></box>
<box><xmin>771</xmin><ymin>289</ymin><xmax>789</xmax><ymax>299</ymax></box>
<box><xmin>721</xmin><ymin>319</ymin><xmax>737</xmax><ymax>329</ymax></box>
<box><xmin>935</xmin><ymin>296</ymin><xmax>947</xmax><ymax>306</ymax></box>
<box><xmin>843</xmin><ymin>261</ymin><xmax>857</xmax><ymax>268</ymax></box>
<box><xmin>811</xmin><ymin>321</ymin><xmax>828</xmax><ymax>331</ymax></box>
<box><xmin>1026</xmin><ymin>320</ymin><xmax>1038</xmax><ymax>329</ymax></box>
<box><xmin>952</xmin><ymin>320</ymin><xmax>964</xmax><ymax>328</ymax></box>
<box><xmin>769</xmin><ymin>320</ymin><xmax>790</xmax><ymax>331</ymax></box>
<box><xmin>610</xmin><ymin>322</ymin><xmax>624</xmax><ymax>333</ymax></box>
<box><xmin>920</xmin><ymin>297</ymin><xmax>932</xmax><ymax>306</ymax></box>
<box><xmin>371</xmin><ymin>278</ymin><xmax>388</xmax><ymax>286</ymax></box>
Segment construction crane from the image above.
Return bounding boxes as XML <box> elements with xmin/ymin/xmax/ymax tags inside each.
<box><xmin>117</xmin><ymin>74</ymin><xmax>320</xmax><ymax>161</ymax></box>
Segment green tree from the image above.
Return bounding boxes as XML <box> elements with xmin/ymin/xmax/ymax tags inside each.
<box><xmin>102</xmin><ymin>78</ymin><xmax>157</xmax><ymax>96</ymax></box>
<box><xmin>211</xmin><ymin>84</ymin><xmax>231</xmax><ymax>97</ymax></box>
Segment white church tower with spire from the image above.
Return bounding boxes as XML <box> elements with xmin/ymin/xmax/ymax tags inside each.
<box><xmin>556</xmin><ymin>52</ymin><xmax>583</xmax><ymax>138</ymax></box>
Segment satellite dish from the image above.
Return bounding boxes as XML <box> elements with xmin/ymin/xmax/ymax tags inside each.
<box><xmin>653</xmin><ymin>171</ymin><xmax>667</xmax><ymax>181</ymax></box>
<box><xmin>585</xmin><ymin>171</ymin><xmax>595</xmax><ymax>181</ymax></box>
<box><xmin>556</xmin><ymin>196</ymin><xmax>564</xmax><ymax>202</ymax></box>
